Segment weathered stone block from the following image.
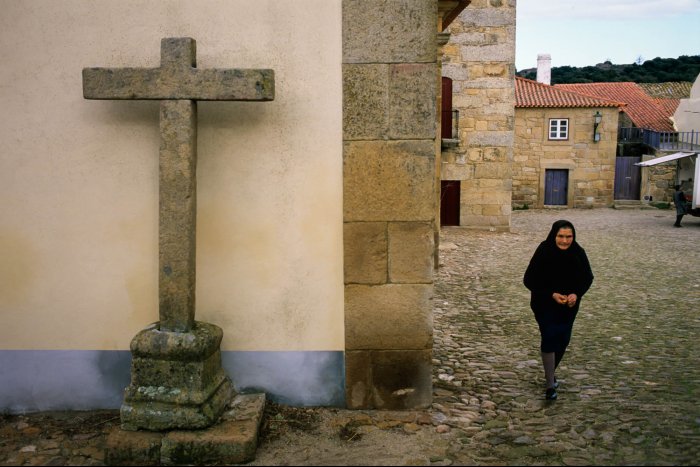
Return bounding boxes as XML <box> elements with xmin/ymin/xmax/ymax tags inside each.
<box><xmin>159</xmin><ymin>100</ymin><xmax>197</xmax><ymax>332</ymax></box>
<box><xmin>105</xmin><ymin>429</ymin><xmax>163</xmax><ymax>466</ymax></box>
<box><xmin>106</xmin><ymin>394</ymin><xmax>265</xmax><ymax>466</ymax></box>
<box><xmin>468</xmin><ymin>130</ymin><xmax>514</xmax><ymax>146</ymax></box>
<box><xmin>442</xmin><ymin>62</ymin><xmax>470</xmax><ymax>81</ymax></box>
<box><xmin>389</xmin><ymin>63</ymin><xmax>436</xmax><ymax>139</ymax></box>
<box><xmin>121</xmin><ymin>322</ymin><xmax>233</xmax><ymax>431</ymax></box>
<box><xmin>474</xmin><ymin>162</ymin><xmax>512</xmax><ymax>179</ymax></box>
<box><xmin>130</xmin><ymin>321</ymin><xmax>223</xmax><ymax>360</ymax></box>
<box><xmin>128</xmin><ymin>354</ymin><xmax>221</xmax><ymax>395</ymax></box>
<box><xmin>344</xmin><ymin>140</ymin><xmax>435</xmax><ymax>222</ymax></box>
<box><xmin>345</xmin><ymin>284</ymin><xmax>432</xmax><ymax>350</ymax></box>
<box><xmin>344</xmin><ymin>350</ymin><xmax>432</xmax><ymax>410</ymax></box>
<box><xmin>343</xmin><ymin>0</ymin><xmax>436</xmax><ymax>63</ymax></box>
<box><xmin>343</xmin><ymin>64</ymin><xmax>389</xmax><ymax>140</ymax></box>
<box><xmin>482</xmin><ymin>204</ymin><xmax>504</xmax><ymax>216</ymax></box>
<box><xmin>344</xmin><ymin>222</ymin><xmax>387</xmax><ymax>284</ymax></box>
<box><xmin>121</xmin><ymin>377</ymin><xmax>233</xmax><ymax>432</ymax></box>
<box><xmin>345</xmin><ymin>350</ymin><xmax>372</xmax><ymax>409</ymax></box>
<box><xmin>388</xmin><ymin>222</ymin><xmax>433</xmax><ymax>283</ymax></box>
<box><xmin>162</xmin><ymin>418</ymin><xmax>258</xmax><ymax>465</ymax></box>
<box><xmin>458</xmin><ymin>7</ymin><xmax>516</xmax><ymax>28</ymax></box>
<box><xmin>371</xmin><ymin>350</ymin><xmax>433</xmax><ymax>409</ymax></box>
<box><xmin>459</xmin><ymin>43</ymin><xmax>514</xmax><ymax>62</ymax></box>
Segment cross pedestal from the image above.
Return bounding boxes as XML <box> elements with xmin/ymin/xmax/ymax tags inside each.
<box><xmin>83</xmin><ymin>37</ymin><xmax>274</xmax><ymax>432</ymax></box>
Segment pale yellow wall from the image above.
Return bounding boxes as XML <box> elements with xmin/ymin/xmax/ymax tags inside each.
<box><xmin>0</xmin><ymin>0</ymin><xmax>344</xmax><ymax>351</ymax></box>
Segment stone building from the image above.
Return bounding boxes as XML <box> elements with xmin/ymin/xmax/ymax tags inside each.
<box><xmin>343</xmin><ymin>0</ymin><xmax>471</xmax><ymax>409</ymax></box>
<box><xmin>513</xmin><ymin>77</ymin><xmax>622</xmax><ymax>209</ymax></box>
<box><xmin>439</xmin><ymin>0</ymin><xmax>516</xmax><ymax>231</ymax></box>
<box><xmin>557</xmin><ymin>80</ymin><xmax>694</xmax><ymax>204</ymax></box>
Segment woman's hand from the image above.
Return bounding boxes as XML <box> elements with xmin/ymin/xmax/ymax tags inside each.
<box><xmin>552</xmin><ymin>293</ymin><xmax>568</xmax><ymax>305</ymax></box>
<box><xmin>566</xmin><ymin>294</ymin><xmax>578</xmax><ymax>308</ymax></box>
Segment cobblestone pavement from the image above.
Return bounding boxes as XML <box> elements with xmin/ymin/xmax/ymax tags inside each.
<box><xmin>1</xmin><ymin>208</ymin><xmax>699</xmax><ymax>466</ymax></box>
<box><xmin>432</xmin><ymin>208</ymin><xmax>700</xmax><ymax>465</ymax></box>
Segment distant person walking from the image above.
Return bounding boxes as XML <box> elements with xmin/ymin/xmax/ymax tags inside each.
<box><xmin>673</xmin><ymin>185</ymin><xmax>687</xmax><ymax>227</ymax></box>
<box><xmin>524</xmin><ymin>220</ymin><xmax>594</xmax><ymax>400</ymax></box>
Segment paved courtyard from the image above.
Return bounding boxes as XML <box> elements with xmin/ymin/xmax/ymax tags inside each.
<box><xmin>432</xmin><ymin>208</ymin><xmax>700</xmax><ymax>465</ymax></box>
<box><xmin>1</xmin><ymin>208</ymin><xmax>698</xmax><ymax>466</ymax></box>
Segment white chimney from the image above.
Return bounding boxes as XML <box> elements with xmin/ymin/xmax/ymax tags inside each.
<box><xmin>537</xmin><ymin>53</ymin><xmax>551</xmax><ymax>85</ymax></box>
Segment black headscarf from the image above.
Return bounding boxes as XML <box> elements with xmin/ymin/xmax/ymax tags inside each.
<box><xmin>524</xmin><ymin>219</ymin><xmax>594</xmax><ymax>317</ymax></box>
<box><xmin>545</xmin><ymin>219</ymin><xmax>576</xmax><ymax>246</ymax></box>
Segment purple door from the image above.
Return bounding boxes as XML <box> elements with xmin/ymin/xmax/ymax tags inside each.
<box><xmin>544</xmin><ymin>169</ymin><xmax>568</xmax><ymax>205</ymax></box>
<box><xmin>614</xmin><ymin>156</ymin><xmax>641</xmax><ymax>200</ymax></box>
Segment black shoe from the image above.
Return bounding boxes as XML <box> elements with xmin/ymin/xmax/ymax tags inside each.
<box><xmin>545</xmin><ymin>387</ymin><xmax>558</xmax><ymax>400</ymax></box>
<box><xmin>674</xmin><ymin>224</ymin><xmax>682</xmax><ymax>227</ymax></box>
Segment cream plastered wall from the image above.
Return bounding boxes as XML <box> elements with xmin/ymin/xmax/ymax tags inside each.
<box><xmin>0</xmin><ymin>0</ymin><xmax>344</xmax><ymax>352</ymax></box>
<box><xmin>673</xmin><ymin>73</ymin><xmax>700</xmax><ymax>132</ymax></box>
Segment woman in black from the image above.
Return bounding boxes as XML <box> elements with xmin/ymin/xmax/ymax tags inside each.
<box><xmin>524</xmin><ymin>220</ymin><xmax>594</xmax><ymax>400</ymax></box>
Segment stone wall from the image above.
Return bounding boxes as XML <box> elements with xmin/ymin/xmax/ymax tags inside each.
<box><xmin>513</xmin><ymin>107</ymin><xmax>619</xmax><ymax>208</ymax></box>
<box><xmin>440</xmin><ymin>0</ymin><xmax>516</xmax><ymax>230</ymax></box>
<box><xmin>640</xmin><ymin>152</ymin><xmax>680</xmax><ymax>204</ymax></box>
<box><xmin>343</xmin><ymin>0</ymin><xmax>437</xmax><ymax>409</ymax></box>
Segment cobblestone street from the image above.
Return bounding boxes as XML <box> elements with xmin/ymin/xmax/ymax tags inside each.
<box><xmin>1</xmin><ymin>208</ymin><xmax>699</xmax><ymax>466</ymax></box>
<box><xmin>432</xmin><ymin>208</ymin><xmax>700</xmax><ymax>465</ymax></box>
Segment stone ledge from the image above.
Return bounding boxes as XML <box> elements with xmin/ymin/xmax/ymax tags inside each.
<box><xmin>105</xmin><ymin>393</ymin><xmax>265</xmax><ymax>466</ymax></box>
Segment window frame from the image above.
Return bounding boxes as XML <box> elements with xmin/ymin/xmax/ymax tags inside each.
<box><xmin>548</xmin><ymin>118</ymin><xmax>569</xmax><ymax>141</ymax></box>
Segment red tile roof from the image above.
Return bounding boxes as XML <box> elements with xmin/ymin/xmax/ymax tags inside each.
<box><xmin>515</xmin><ymin>77</ymin><xmax>624</xmax><ymax>109</ymax></box>
<box><xmin>638</xmin><ymin>82</ymin><xmax>692</xmax><ymax>99</ymax></box>
<box><xmin>555</xmin><ymin>82</ymin><xmax>675</xmax><ymax>132</ymax></box>
<box><xmin>654</xmin><ymin>98</ymin><xmax>681</xmax><ymax>120</ymax></box>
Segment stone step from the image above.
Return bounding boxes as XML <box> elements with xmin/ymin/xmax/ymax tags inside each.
<box><xmin>614</xmin><ymin>200</ymin><xmax>642</xmax><ymax>205</ymax></box>
<box><xmin>105</xmin><ymin>393</ymin><xmax>266</xmax><ymax>466</ymax></box>
<box><xmin>613</xmin><ymin>202</ymin><xmax>656</xmax><ymax>210</ymax></box>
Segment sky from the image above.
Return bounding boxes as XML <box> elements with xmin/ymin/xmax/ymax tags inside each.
<box><xmin>515</xmin><ymin>0</ymin><xmax>700</xmax><ymax>71</ymax></box>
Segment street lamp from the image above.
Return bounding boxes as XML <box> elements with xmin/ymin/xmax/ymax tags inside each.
<box><xmin>593</xmin><ymin>111</ymin><xmax>602</xmax><ymax>142</ymax></box>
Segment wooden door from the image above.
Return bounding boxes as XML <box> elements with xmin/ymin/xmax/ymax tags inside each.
<box><xmin>544</xmin><ymin>169</ymin><xmax>568</xmax><ymax>206</ymax></box>
<box><xmin>614</xmin><ymin>156</ymin><xmax>641</xmax><ymax>200</ymax></box>
<box><xmin>440</xmin><ymin>180</ymin><xmax>460</xmax><ymax>226</ymax></box>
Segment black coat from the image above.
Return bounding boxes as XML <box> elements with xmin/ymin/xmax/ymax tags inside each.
<box><xmin>523</xmin><ymin>222</ymin><xmax>594</xmax><ymax>324</ymax></box>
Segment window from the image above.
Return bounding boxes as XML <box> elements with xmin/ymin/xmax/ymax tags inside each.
<box><xmin>549</xmin><ymin>119</ymin><xmax>568</xmax><ymax>140</ymax></box>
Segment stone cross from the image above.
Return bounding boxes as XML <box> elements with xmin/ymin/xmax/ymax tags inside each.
<box><xmin>83</xmin><ymin>37</ymin><xmax>274</xmax><ymax>332</ymax></box>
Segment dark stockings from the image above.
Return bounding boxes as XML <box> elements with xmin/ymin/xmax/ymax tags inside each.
<box><xmin>555</xmin><ymin>350</ymin><xmax>566</xmax><ymax>369</ymax></box>
<box><xmin>542</xmin><ymin>350</ymin><xmax>566</xmax><ymax>389</ymax></box>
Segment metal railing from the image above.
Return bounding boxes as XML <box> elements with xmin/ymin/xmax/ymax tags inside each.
<box><xmin>618</xmin><ymin>127</ymin><xmax>700</xmax><ymax>151</ymax></box>
<box><xmin>618</xmin><ymin>127</ymin><xmax>644</xmax><ymax>142</ymax></box>
<box><xmin>441</xmin><ymin>109</ymin><xmax>459</xmax><ymax>140</ymax></box>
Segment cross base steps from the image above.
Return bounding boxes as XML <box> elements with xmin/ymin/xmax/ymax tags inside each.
<box><xmin>121</xmin><ymin>321</ymin><xmax>233</xmax><ymax>431</ymax></box>
<box><xmin>105</xmin><ymin>393</ymin><xmax>266</xmax><ymax>466</ymax></box>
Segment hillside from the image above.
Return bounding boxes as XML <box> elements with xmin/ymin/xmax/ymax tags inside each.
<box><xmin>517</xmin><ymin>55</ymin><xmax>700</xmax><ymax>84</ymax></box>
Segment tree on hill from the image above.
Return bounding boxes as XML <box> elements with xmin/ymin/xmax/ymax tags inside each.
<box><xmin>516</xmin><ymin>55</ymin><xmax>700</xmax><ymax>84</ymax></box>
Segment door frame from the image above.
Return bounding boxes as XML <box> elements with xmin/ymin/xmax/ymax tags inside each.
<box><xmin>544</xmin><ymin>169</ymin><xmax>569</xmax><ymax>206</ymax></box>
<box><xmin>539</xmin><ymin>161</ymin><xmax>575</xmax><ymax>208</ymax></box>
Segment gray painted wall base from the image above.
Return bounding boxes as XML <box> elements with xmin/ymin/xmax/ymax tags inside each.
<box><xmin>0</xmin><ymin>350</ymin><xmax>344</xmax><ymax>413</ymax></box>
